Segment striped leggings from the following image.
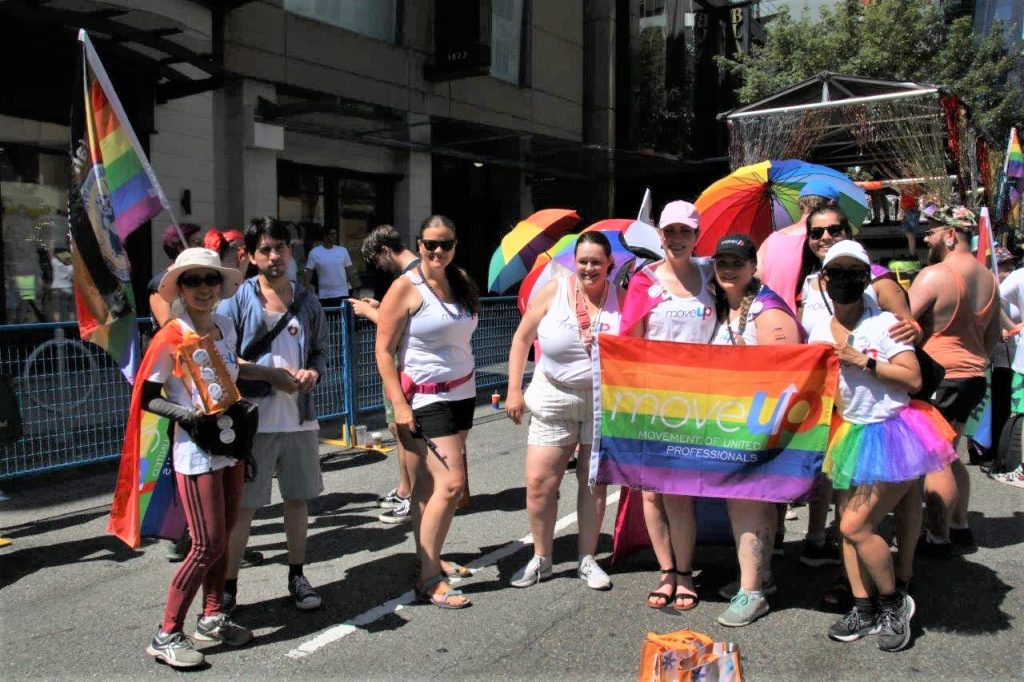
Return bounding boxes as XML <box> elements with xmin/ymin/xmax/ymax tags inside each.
<box><xmin>161</xmin><ymin>463</ymin><xmax>242</xmax><ymax>633</ymax></box>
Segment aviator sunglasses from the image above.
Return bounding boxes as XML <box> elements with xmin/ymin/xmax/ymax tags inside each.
<box><xmin>179</xmin><ymin>272</ymin><xmax>224</xmax><ymax>288</ymax></box>
<box><xmin>808</xmin><ymin>224</ymin><xmax>846</xmax><ymax>240</ymax></box>
<box><xmin>420</xmin><ymin>238</ymin><xmax>457</xmax><ymax>252</ymax></box>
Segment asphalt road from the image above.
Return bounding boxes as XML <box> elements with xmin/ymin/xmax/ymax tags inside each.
<box><xmin>1</xmin><ymin>405</ymin><xmax>1022</xmax><ymax>680</ymax></box>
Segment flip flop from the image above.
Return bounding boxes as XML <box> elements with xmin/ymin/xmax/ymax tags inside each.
<box><xmin>414</xmin><ymin>574</ymin><xmax>471</xmax><ymax>610</ymax></box>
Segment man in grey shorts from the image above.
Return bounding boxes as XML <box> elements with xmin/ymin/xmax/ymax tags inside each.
<box><xmin>219</xmin><ymin>217</ymin><xmax>328</xmax><ymax>611</ymax></box>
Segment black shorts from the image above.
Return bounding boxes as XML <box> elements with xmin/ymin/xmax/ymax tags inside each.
<box><xmin>931</xmin><ymin>376</ymin><xmax>987</xmax><ymax>424</ymax></box>
<box><xmin>319</xmin><ymin>297</ymin><xmax>344</xmax><ymax>309</ymax></box>
<box><xmin>412</xmin><ymin>397</ymin><xmax>476</xmax><ymax>439</ymax></box>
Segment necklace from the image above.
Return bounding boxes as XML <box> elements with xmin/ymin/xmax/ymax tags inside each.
<box><xmin>575</xmin><ymin>278</ymin><xmax>608</xmax><ymax>355</ymax></box>
<box><xmin>417</xmin><ymin>265</ymin><xmax>463</xmax><ymax>319</ymax></box>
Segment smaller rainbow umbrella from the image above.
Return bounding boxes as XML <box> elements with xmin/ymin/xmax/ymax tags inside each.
<box><xmin>488</xmin><ymin>209</ymin><xmax>581</xmax><ymax>293</ymax></box>
<box><xmin>693</xmin><ymin>160</ymin><xmax>869</xmax><ymax>256</ymax></box>
<box><xmin>517</xmin><ymin>222</ymin><xmax>638</xmax><ymax>312</ymax></box>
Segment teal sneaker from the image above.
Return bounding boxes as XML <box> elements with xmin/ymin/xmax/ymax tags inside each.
<box><xmin>717</xmin><ymin>589</ymin><xmax>769</xmax><ymax>627</ymax></box>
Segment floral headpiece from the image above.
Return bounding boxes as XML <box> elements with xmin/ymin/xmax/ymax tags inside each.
<box><xmin>926</xmin><ymin>204</ymin><xmax>978</xmax><ymax>231</ymax></box>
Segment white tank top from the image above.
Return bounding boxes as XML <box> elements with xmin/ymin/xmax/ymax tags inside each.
<box><xmin>800</xmin><ymin>273</ymin><xmax>880</xmax><ymax>335</ymax></box>
<box><xmin>709</xmin><ymin>305</ymin><xmax>760</xmax><ymax>346</ymax></box>
<box><xmin>536</xmin><ymin>276</ymin><xmax>622</xmax><ymax>387</ymax></box>
<box><xmin>644</xmin><ymin>261</ymin><xmax>717</xmax><ymax>343</ymax></box>
<box><xmin>399</xmin><ymin>271</ymin><xmax>479</xmax><ymax>408</ymax></box>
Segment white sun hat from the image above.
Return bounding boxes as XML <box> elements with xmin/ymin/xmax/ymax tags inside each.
<box><xmin>822</xmin><ymin>240</ymin><xmax>870</xmax><ymax>268</ymax></box>
<box><xmin>158</xmin><ymin>247</ymin><xmax>243</xmax><ymax>302</ymax></box>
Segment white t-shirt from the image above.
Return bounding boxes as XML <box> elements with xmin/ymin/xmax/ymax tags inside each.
<box><xmin>305</xmin><ymin>244</ymin><xmax>353</xmax><ymax>298</ymax></box>
<box><xmin>252</xmin><ymin>310</ymin><xmax>320</xmax><ymax>433</ymax></box>
<box><xmin>1000</xmin><ymin>268</ymin><xmax>1024</xmax><ymax>372</ymax></box>
<box><xmin>808</xmin><ymin>308</ymin><xmax>914</xmax><ymax>424</ymax></box>
<box><xmin>50</xmin><ymin>258</ymin><xmax>73</xmax><ymax>290</ymax></box>
<box><xmin>147</xmin><ymin>314</ymin><xmax>239</xmax><ymax>475</ymax></box>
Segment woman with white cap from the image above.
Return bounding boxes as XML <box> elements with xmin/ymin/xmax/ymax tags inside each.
<box><xmin>808</xmin><ymin>240</ymin><xmax>955</xmax><ymax>652</ymax></box>
<box><xmin>138</xmin><ymin>248</ymin><xmax>253</xmax><ymax>667</ymax></box>
<box><xmin>619</xmin><ymin>200</ymin><xmax>716</xmax><ymax>612</ymax></box>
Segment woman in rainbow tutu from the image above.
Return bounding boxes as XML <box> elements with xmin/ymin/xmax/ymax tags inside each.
<box><xmin>808</xmin><ymin>240</ymin><xmax>956</xmax><ymax>653</ymax></box>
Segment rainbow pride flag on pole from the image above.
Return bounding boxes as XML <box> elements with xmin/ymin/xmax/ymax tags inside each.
<box><xmin>70</xmin><ymin>30</ymin><xmax>171</xmax><ymax>382</ymax></box>
<box><xmin>1005</xmin><ymin>127</ymin><xmax>1023</xmax><ymax>227</ymax></box>
<box><xmin>591</xmin><ymin>336</ymin><xmax>839</xmax><ymax>502</ymax></box>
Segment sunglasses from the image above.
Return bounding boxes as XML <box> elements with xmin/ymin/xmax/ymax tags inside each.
<box><xmin>823</xmin><ymin>267</ymin><xmax>868</xmax><ymax>283</ymax></box>
<box><xmin>808</xmin><ymin>225</ymin><xmax>845</xmax><ymax>239</ymax></box>
<box><xmin>420</xmin><ymin>239</ymin><xmax>456</xmax><ymax>252</ymax></box>
<box><xmin>179</xmin><ymin>273</ymin><xmax>224</xmax><ymax>288</ymax></box>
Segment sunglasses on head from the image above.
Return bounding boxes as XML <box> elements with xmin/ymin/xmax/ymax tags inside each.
<box><xmin>179</xmin><ymin>272</ymin><xmax>224</xmax><ymax>288</ymax></box>
<box><xmin>808</xmin><ymin>225</ymin><xmax>845</xmax><ymax>240</ymax></box>
<box><xmin>823</xmin><ymin>267</ymin><xmax>867</xmax><ymax>283</ymax></box>
<box><xmin>420</xmin><ymin>239</ymin><xmax>456</xmax><ymax>252</ymax></box>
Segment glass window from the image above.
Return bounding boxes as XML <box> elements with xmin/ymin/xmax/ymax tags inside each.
<box><xmin>1</xmin><ymin>143</ymin><xmax>73</xmax><ymax>323</ymax></box>
<box><xmin>490</xmin><ymin>0</ymin><xmax>524</xmax><ymax>84</ymax></box>
<box><xmin>284</xmin><ymin>0</ymin><xmax>397</xmax><ymax>43</ymax></box>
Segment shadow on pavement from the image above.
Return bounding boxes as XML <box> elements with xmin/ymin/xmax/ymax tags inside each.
<box><xmin>233</xmin><ymin>552</ymin><xmax>420</xmax><ymax>646</ymax></box>
<box><xmin>1</xmin><ymin>506</ymin><xmax>110</xmax><ymax>540</ymax></box>
<box><xmin>0</xmin><ymin>534</ymin><xmax>142</xmax><ymax>589</ymax></box>
<box><xmin>969</xmin><ymin>510</ymin><xmax>1024</xmax><ymax>550</ymax></box>
<box><xmin>456</xmin><ymin>486</ymin><xmax>526</xmax><ymax>515</ymax></box>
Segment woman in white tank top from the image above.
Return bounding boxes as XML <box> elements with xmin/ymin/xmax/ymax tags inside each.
<box><xmin>505</xmin><ymin>232</ymin><xmax>625</xmax><ymax>589</ymax></box>
<box><xmin>375</xmin><ymin>215</ymin><xmax>479</xmax><ymax>609</ymax></box>
<box><xmin>708</xmin><ymin>234</ymin><xmax>802</xmax><ymax>626</ymax></box>
<box><xmin>623</xmin><ymin>200</ymin><xmax>715</xmax><ymax>612</ymax></box>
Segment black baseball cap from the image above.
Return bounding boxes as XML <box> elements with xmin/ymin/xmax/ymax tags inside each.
<box><xmin>714</xmin><ymin>234</ymin><xmax>756</xmax><ymax>262</ymax></box>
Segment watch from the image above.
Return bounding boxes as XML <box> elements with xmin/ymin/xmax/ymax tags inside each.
<box><xmin>862</xmin><ymin>357</ymin><xmax>877</xmax><ymax>374</ymax></box>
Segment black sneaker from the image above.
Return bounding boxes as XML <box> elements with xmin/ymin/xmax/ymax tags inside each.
<box><xmin>288</xmin><ymin>575</ymin><xmax>322</xmax><ymax>610</ymax></box>
<box><xmin>146</xmin><ymin>629</ymin><xmax>205</xmax><ymax>668</ymax></box>
<box><xmin>194</xmin><ymin>613</ymin><xmax>253</xmax><ymax>646</ymax></box>
<box><xmin>877</xmin><ymin>594</ymin><xmax>916</xmax><ymax>652</ymax></box>
<box><xmin>949</xmin><ymin>527</ymin><xmax>974</xmax><ymax>547</ymax></box>
<box><xmin>828</xmin><ymin>606</ymin><xmax>879</xmax><ymax>642</ymax></box>
<box><xmin>916</xmin><ymin>534</ymin><xmax>952</xmax><ymax>559</ymax></box>
<box><xmin>799</xmin><ymin>538</ymin><xmax>842</xmax><ymax>567</ymax></box>
<box><xmin>165</xmin><ymin>536</ymin><xmax>191</xmax><ymax>563</ymax></box>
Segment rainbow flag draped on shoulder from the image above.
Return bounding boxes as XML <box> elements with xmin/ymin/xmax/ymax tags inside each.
<box><xmin>108</xmin><ymin>321</ymin><xmax>187</xmax><ymax>549</ymax></box>
<box><xmin>70</xmin><ymin>30</ymin><xmax>169</xmax><ymax>382</ymax></box>
<box><xmin>590</xmin><ymin>335</ymin><xmax>839</xmax><ymax>502</ymax></box>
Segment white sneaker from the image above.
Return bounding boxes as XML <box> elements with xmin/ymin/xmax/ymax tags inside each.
<box><xmin>509</xmin><ymin>555</ymin><xmax>553</xmax><ymax>588</ymax></box>
<box><xmin>577</xmin><ymin>555</ymin><xmax>612</xmax><ymax>590</ymax></box>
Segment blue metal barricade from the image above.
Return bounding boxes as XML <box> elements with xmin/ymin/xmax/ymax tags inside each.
<box><xmin>0</xmin><ymin>297</ymin><xmax>523</xmax><ymax>479</ymax></box>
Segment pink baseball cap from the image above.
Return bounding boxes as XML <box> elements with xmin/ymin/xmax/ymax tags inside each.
<box><xmin>658</xmin><ymin>200</ymin><xmax>700</xmax><ymax>230</ymax></box>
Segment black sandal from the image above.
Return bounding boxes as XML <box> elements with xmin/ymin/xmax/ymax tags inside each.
<box><xmin>646</xmin><ymin>568</ymin><xmax>676</xmax><ymax>609</ymax></box>
<box><xmin>672</xmin><ymin>569</ymin><xmax>699</xmax><ymax>612</ymax></box>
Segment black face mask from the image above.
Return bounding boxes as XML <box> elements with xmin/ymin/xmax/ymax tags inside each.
<box><xmin>825</xmin><ymin>277</ymin><xmax>867</xmax><ymax>304</ymax></box>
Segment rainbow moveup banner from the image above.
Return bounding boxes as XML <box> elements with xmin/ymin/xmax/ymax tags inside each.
<box><xmin>590</xmin><ymin>335</ymin><xmax>839</xmax><ymax>502</ymax></box>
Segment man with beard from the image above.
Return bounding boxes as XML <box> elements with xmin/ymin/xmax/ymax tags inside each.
<box><xmin>909</xmin><ymin>205</ymin><xmax>1000</xmax><ymax>557</ymax></box>
<box><xmin>219</xmin><ymin>217</ymin><xmax>328</xmax><ymax>611</ymax></box>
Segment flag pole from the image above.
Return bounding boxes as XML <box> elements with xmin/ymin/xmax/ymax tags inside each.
<box><xmin>994</xmin><ymin>127</ymin><xmax>1015</xmax><ymax>226</ymax></box>
<box><xmin>78</xmin><ymin>29</ymin><xmax>187</xmax><ymax>249</ymax></box>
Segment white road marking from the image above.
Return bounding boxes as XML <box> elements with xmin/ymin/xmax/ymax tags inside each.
<box><xmin>286</xmin><ymin>489</ymin><xmax>621</xmax><ymax>659</ymax></box>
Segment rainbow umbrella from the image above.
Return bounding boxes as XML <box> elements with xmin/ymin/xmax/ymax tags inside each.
<box><xmin>693</xmin><ymin>160</ymin><xmax>869</xmax><ymax>256</ymax></box>
<box><xmin>488</xmin><ymin>209</ymin><xmax>581</xmax><ymax>293</ymax></box>
<box><xmin>517</xmin><ymin>221</ymin><xmax>639</xmax><ymax>312</ymax></box>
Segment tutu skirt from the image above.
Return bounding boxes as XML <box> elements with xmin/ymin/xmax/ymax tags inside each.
<box><xmin>824</xmin><ymin>400</ymin><xmax>957</xmax><ymax>490</ymax></box>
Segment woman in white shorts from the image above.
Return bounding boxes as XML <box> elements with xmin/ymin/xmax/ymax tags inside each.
<box><xmin>505</xmin><ymin>231</ymin><xmax>625</xmax><ymax>590</ymax></box>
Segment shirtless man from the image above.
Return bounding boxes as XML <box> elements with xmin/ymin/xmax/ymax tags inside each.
<box><xmin>910</xmin><ymin>206</ymin><xmax>1000</xmax><ymax>556</ymax></box>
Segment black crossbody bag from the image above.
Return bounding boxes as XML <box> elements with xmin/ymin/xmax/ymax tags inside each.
<box><xmin>235</xmin><ymin>290</ymin><xmax>308</xmax><ymax>398</ymax></box>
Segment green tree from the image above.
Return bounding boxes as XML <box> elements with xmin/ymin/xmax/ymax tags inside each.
<box><xmin>718</xmin><ymin>0</ymin><xmax>1022</xmax><ymax>142</ymax></box>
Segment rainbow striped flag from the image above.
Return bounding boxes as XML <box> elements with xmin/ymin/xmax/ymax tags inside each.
<box><xmin>591</xmin><ymin>336</ymin><xmax>839</xmax><ymax>502</ymax></box>
<box><xmin>70</xmin><ymin>31</ymin><xmax>168</xmax><ymax>381</ymax></box>
<box><xmin>1007</xmin><ymin>127</ymin><xmax>1023</xmax><ymax>226</ymax></box>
